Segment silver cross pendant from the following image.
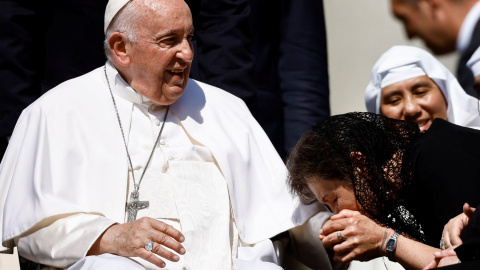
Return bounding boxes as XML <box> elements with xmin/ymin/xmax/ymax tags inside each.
<box><xmin>125</xmin><ymin>190</ymin><xmax>149</xmax><ymax>222</ymax></box>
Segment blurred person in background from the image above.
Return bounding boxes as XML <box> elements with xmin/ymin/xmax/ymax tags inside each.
<box><xmin>390</xmin><ymin>0</ymin><xmax>480</xmax><ymax>97</ymax></box>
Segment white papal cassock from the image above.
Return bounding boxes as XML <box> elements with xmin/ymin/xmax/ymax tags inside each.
<box><xmin>0</xmin><ymin>61</ymin><xmax>323</xmax><ymax>269</ymax></box>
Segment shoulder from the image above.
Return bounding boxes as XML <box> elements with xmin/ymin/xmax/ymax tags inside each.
<box><xmin>25</xmin><ymin>67</ymin><xmax>106</xmax><ymax>114</ymax></box>
<box><xmin>183</xmin><ymin>79</ymin><xmax>250</xmax><ymax>112</ymax></box>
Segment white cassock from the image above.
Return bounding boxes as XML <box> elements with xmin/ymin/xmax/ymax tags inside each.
<box><xmin>0</xmin><ymin>61</ymin><xmax>324</xmax><ymax>269</ymax></box>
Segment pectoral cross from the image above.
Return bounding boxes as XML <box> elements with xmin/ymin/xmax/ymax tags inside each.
<box><xmin>126</xmin><ymin>189</ymin><xmax>149</xmax><ymax>222</ymax></box>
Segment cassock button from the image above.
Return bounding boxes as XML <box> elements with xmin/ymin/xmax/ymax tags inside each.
<box><xmin>159</xmin><ymin>139</ymin><xmax>166</xmax><ymax>145</ymax></box>
<box><xmin>155</xmin><ymin>119</ymin><xmax>161</xmax><ymax>126</ymax></box>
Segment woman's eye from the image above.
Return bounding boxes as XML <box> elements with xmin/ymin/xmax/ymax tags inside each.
<box><xmin>414</xmin><ymin>88</ymin><xmax>429</xmax><ymax>96</ymax></box>
<box><xmin>387</xmin><ymin>98</ymin><xmax>400</xmax><ymax>105</ymax></box>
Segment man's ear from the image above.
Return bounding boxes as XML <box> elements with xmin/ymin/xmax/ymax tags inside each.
<box><xmin>108</xmin><ymin>32</ymin><xmax>131</xmax><ymax>66</ymax></box>
<box><xmin>423</xmin><ymin>0</ymin><xmax>449</xmax><ymax>20</ymax></box>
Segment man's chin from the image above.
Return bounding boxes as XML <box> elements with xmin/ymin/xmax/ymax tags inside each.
<box><xmin>426</xmin><ymin>42</ymin><xmax>455</xmax><ymax>55</ymax></box>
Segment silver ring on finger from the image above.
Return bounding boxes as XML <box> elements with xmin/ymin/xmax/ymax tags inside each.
<box><xmin>337</xmin><ymin>231</ymin><xmax>343</xmax><ymax>241</ymax></box>
<box><xmin>440</xmin><ymin>238</ymin><xmax>445</xmax><ymax>250</ymax></box>
<box><xmin>145</xmin><ymin>241</ymin><xmax>154</xmax><ymax>252</ymax></box>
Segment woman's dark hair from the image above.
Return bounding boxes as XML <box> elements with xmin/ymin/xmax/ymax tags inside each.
<box><xmin>287</xmin><ymin>130</ymin><xmax>351</xmax><ymax>205</ymax></box>
<box><xmin>288</xmin><ymin>112</ymin><xmax>426</xmax><ymax>242</ymax></box>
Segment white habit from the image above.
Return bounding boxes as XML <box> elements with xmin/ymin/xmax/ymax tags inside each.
<box><xmin>0</xmin><ymin>61</ymin><xmax>322</xmax><ymax>269</ymax></box>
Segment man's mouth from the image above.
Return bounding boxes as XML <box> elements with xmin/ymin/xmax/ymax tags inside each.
<box><xmin>167</xmin><ymin>69</ymin><xmax>184</xmax><ymax>75</ymax></box>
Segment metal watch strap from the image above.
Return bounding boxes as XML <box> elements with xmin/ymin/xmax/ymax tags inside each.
<box><xmin>386</xmin><ymin>230</ymin><xmax>400</xmax><ymax>262</ymax></box>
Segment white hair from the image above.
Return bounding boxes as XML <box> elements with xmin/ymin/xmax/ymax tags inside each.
<box><xmin>103</xmin><ymin>0</ymin><xmax>163</xmax><ymax>60</ymax></box>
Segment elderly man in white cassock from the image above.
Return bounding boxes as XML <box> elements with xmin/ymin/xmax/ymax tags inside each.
<box><xmin>0</xmin><ymin>0</ymin><xmax>333</xmax><ymax>269</ymax></box>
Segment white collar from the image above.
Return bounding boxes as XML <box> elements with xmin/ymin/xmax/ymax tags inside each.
<box><xmin>105</xmin><ymin>61</ymin><xmax>154</xmax><ymax>106</ymax></box>
<box><xmin>457</xmin><ymin>0</ymin><xmax>480</xmax><ymax>53</ymax></box>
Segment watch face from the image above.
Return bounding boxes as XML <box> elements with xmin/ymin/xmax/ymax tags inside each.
<box><xmin>386</xmin><ymin>239</ymin><xmax>395</xmax><ymax>250</ymax></box>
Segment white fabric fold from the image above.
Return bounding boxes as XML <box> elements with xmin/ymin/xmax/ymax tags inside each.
<box><xmin>467</xmin><ymin>46</ymin><xmax>480</xmax><ymax>77</ymax></box>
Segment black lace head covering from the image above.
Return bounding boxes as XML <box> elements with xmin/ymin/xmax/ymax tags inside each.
<box><xmin>313</xmin><ymin>112</ymin><xmax>425</xmax><ymax>242</ymax></box>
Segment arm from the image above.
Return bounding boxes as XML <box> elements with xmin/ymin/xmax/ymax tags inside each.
<box><xmin>279</xmin><ymin>0</ymin><xmax>330</xmax><ymax>152</ymax></box>
<box><xmin>17</xmin><ymin>214</ymin><xmax>115</xmax><ymax>268</ymax></box>
<box><xmin>17</xmin><ymin>214</ymin><xmax>185</xmax><ymax>269</ymax></box>
<box><xmin>320</xmin><ymin>210</ymin><xmax>438</xmax><ymax>270</ymax></box>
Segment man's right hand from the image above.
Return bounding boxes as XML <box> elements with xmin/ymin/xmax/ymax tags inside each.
<box><xmin>87</xmin><ymin>217</ymin><xmax>185</xmax><ymax>268</ymax></box>
<box><xmin>441</xmin><ymin>203</ymin><xmax>475</xmax><ymax>249</ymax></box>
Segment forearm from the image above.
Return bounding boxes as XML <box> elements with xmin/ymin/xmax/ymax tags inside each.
<box><xmin>17</xmin><ymin>213</ymin><xmax>116</xmax><ymax>268</ymax></box>
<box><xmin>392</xmin><ymin>234</ymin><xmax>438</xmax><ymax>270</ymax></box>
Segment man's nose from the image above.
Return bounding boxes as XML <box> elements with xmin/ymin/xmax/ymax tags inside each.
<box><xmin>177</xmin><ymin>39</ymin><xmax>193</xmax><ymax>62</ymax></box>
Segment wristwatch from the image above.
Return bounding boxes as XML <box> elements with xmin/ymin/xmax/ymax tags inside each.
<box><xmin>386</xmin><ymin>230</ymin><xmax>400</xmax><ymax>262</ymax></box>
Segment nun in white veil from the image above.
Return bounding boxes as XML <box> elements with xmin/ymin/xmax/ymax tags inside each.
<box><xmin>365</xmin><ymin>45</ymin><xmax>480</xmax><ymax>129</ymax></box>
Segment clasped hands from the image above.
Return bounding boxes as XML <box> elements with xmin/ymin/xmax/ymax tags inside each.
<box><xmin>88</xmin><ymin>217</ymin><xmax>186</xmax><ymax>268</ymax></box>
<box><xmin>319</xmin><ymin>209</ymin><xmax>385</xmax><ymax>263</ymax></box>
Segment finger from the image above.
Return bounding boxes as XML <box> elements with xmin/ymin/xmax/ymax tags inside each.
<box><xmin>322</xmin><ymin>231</ymin><xmax>345</xmax><ymax>248</ymax></box>
<box><xmin>331</xmin><ymin>238</ymin><xmax>358</xmax><ymax>261</ymax></box>
<box><xmin>319</xmin><ymin>219</ymin><xmax>332</xmax><ymax>236</ymax></box>
<box><xmin>447</xmin><ymin>224</ymin><xmax>463</xmax><ymax>247</ymax></box>
<box><xmin>321</xmin><ymin>219</ymin><xmax>351</xmax><ymax>236</ymax></box>
<box><xmin>151</xmin><ymin>220</ymin><xmax>185</xmax><ymax>243</ymax></box>
<box><xmin>139</xmin><ymin>248</ymin><xmax>168</xmax><ymax>268</ymax></box>
<box><xmin>464</xmin><ymin>203</ymin><xmax>475</xmax><ymax>217</ymax></box>
<box><xmin>151</xmin><ymin>232</ymin><xmax>186</xmax><ymax>256</ymax></box>
<box><xmin>330</xmin><ymin>209</ymin><xmax>360</xmax><ymax>220</ymax></box>
<box><xmin>423</xmin><ymin>259</ymin><xmax>439</xmax><ymax>270</ymax></box>
<box><xmin>449</xmin><ymin>233</ymin><xmax>463</xmax><ymax>247</ymax></box>
<box><xmin>151</xmin><ymin>241</ymin><xmax>181</xmax><ymax>262</ymax></box>
<box><xmin>434</xmin><ymin>249</ymin><xmax>454</xmax><ymax>259</ymax></box>
<box><xmin>332</xmin><ymin>244</ymin><xmax>357</xmax><ymax>263</ymax></box>
<box><xmin>442</xmin><ymin>228</ymin><xmax>452</xmax><ymax>249</ymax></box>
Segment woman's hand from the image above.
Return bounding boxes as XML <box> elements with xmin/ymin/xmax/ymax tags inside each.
<box><xmin>88</xmin><ymin>217</ymin><xmax>186</xmax><ymax>268</ymax></box>
<box><xmin>423</xmin><ymin>246</ymin><xmax>460</xmax><ymax>269</ymax></box>
<box><xmin>319</xmin><ymin>209</ymin><xmax>385</xmax><ymax>262</ymax></box>
<box><xmin>441</xmin><ymin>203</ymin><xmax>475</xmax><ymax>249</ymax></box>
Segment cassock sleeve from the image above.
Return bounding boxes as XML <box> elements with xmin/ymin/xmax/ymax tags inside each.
<box><xmin>279</xmin><ymin>0</ymin><xmax>330</xmax><ymax>153</ymax></box>
<box><xmin>235</xmin><ymin>239</ymin><xmax>282</xmax><ymax>269</ymax></box>
<box><xmin>16</xmin><ymin>213</ymin><xmax>116</xmax><ymax>268</ymax></box>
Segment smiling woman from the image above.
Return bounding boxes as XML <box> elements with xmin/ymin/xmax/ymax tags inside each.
<box><xmin>365</xmin><ymin>45</ymin><xmax>480</xmax><ymax>130</ymax></box>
